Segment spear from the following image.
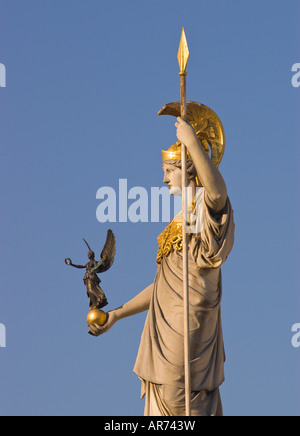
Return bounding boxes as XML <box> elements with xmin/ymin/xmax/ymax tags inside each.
<box><xmin>178</xmin><ymin>27</ymin><xmax>191</xmax><ymax>416</ymax></box>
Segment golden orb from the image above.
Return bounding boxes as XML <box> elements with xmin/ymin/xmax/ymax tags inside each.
<box><xmin>87</xmin><ymin>309</ymin><xmax>108</xmax><ymax>326</ymax></box>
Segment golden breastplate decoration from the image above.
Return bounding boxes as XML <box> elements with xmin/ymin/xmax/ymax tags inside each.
<box><xmin>156</xmin><ymin>198</ymin><xmax>198</xmax><ymax>266</ymax></box>
<box><xmin>156</xmin><ymin>218</ymin><xmax>183</xmax><ymax>266</ymax></box>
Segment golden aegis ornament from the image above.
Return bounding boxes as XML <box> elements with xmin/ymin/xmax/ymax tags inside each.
<box><xmin>87</xmin><ymin>309</ymin><xmax>108</xmax><ymax>326</ymax></box>
<box><xmin>159</xmin><ymin>101</ymin><xmax>226</xmax><ymax>168</ymax></box>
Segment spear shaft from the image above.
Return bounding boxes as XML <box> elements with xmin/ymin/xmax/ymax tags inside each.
<box><xmin>178</xmin><ymin>28</ymin><xmax>191</xmax><ymax>417</ymax></box>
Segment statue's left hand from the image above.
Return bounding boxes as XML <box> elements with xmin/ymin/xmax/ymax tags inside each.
<box><xmin>175</xmin><ymin>117</ymin><xmax>197</xmax><ymax>148</ymax></box>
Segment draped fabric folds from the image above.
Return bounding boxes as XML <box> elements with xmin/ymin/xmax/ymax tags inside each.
<box><xmin>133</xmin><ymin>190</ymin><xmax>235</xmax><ymax>416</ymax></box>
<box><xmin>142</xmin><ymin>380</ymin><xmax>223</xmax><ymax>416</ymax></box>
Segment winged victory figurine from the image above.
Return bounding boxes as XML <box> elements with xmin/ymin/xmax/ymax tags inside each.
<box><xmin>65</xmin><ymin>229</ymin><xmax>116</xmax><ymax>310</ymax></box>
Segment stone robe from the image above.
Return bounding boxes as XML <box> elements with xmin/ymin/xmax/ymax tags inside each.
<box><xmin>133</xmin><ymin>189</ymin><xmax>235</xmax><ymax>416</ymax></box>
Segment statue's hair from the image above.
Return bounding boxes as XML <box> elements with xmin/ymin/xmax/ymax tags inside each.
<box><xmin>163</xmin><ymin>160</ymin><xmax>197</xmax><ymax>181</ymax></box>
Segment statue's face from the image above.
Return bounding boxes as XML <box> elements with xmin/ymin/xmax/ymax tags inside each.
<box><xmin>163</xmin><ymin>163</ymin><xmax>182</xmax><ymax>196</ymax></box>
<box><xmin>88</xmin><ymin>251</ymin><xmax>95</xmax><ymax>260</ymax></box>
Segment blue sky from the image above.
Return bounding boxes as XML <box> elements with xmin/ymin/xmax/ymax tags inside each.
<box><xmin>0</xmin><ymin>0</ymin><xmax>299</xmax><ymax>416</ymax></box>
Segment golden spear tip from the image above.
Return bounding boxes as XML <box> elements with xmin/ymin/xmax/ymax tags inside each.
<box><xmin>178</xmin><ymin>27</ymin><xmax>189</xmax><ymax>74</ymax></box>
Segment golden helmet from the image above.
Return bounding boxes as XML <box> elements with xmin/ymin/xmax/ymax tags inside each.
<box><xmin>159</xmin><ymin>101</ymin><xmax>225</xmax><ymax>168</ymax></box>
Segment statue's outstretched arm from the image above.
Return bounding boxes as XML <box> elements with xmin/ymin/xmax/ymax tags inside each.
<box><xmin>88</xmin><ymin>283</ymin><xmax>154</xmax><ymax>337</ymax></box>
<box><xmin>65</xmin><ymin>258</ymin><xmax>87</xmax><ymax>269</ymax></box>
<box><xmin>114</xmin><ymin>283</ymin><xmax>153</xmax><ymax>320</ymax></box>
<box><xmin>71</xmin><ymin>264</ymin><xmax>86</xmax><ymax>269</ymax></box>
<box><xmin>176</xmin><ymin>117</ymin><xmax>228</xmax><ymax>213</ymax></box>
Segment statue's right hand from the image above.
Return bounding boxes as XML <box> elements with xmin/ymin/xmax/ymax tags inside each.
<box><xmin>88</xmin><ymin>311</ymin><xmax>118</xmax><ymax>337</ymax></box>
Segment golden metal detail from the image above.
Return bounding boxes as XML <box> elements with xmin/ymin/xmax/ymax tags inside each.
<box><xmin>157</xmin><ymin>218</ymin><xmax>183</xmax><ymax>266</ymax></box>
<box><xmin>162</xmin><ymin>141</ymin><xmax>194</xmax><ymax>162</ymax></box>
<box><xmin>159</xmin><ymin>101</ymin><xmax>226</xmax><ymax>168</ymax></box>
<box><xmin>156</xmin><ymin>199</ymin><xmax>196</xmax><ymax>266</ymax></box>
<box><xmin>178</xmin><ymin>28</ymin><xmax>190</xmax><ymax>75</ymax></box>
<box><xmin>87</xmin><ymin>309</ymin><xmax>108</xmax><ymax>326</ymax></box>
